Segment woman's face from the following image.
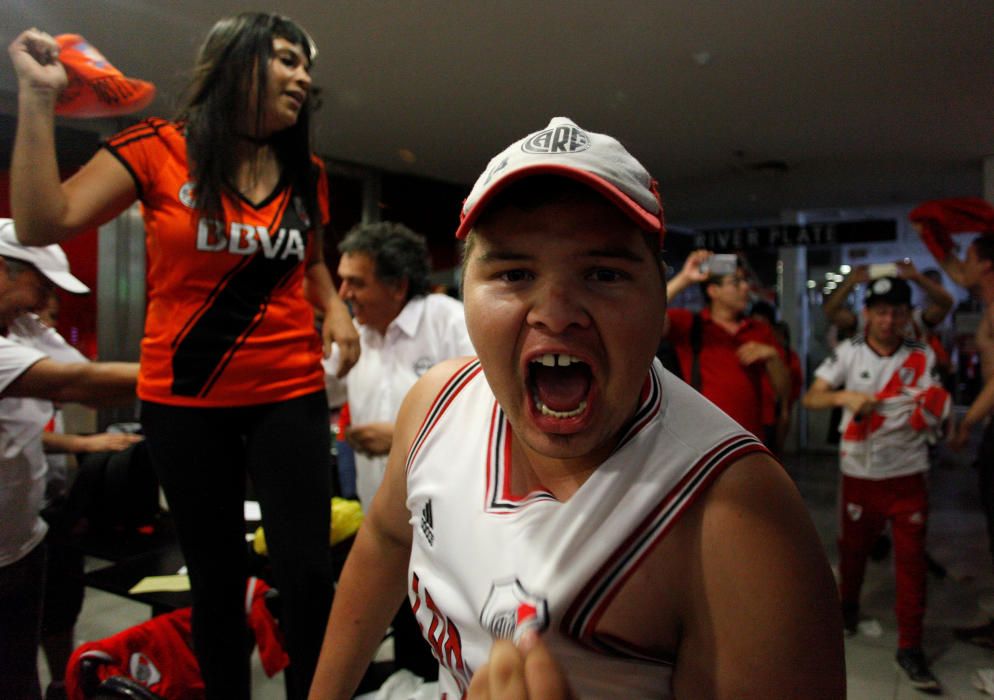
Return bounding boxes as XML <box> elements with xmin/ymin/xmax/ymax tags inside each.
<box><xmin>246</xmin><ymin>37</ymin><xmax>312</xmax><ymax>136</ymax></box>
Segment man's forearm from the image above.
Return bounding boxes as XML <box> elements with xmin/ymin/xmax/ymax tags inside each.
<box><xmin>913</xmin><ymin>273</ymin><xmax>954</xmax><ymax>326</ymax></box>
<box><xmin>765</xmin><ymin>355</ymin><xmax>790</xmax><ymax>403</ymax></box>
<box><xmin>309</xmin><ymin>522</ymin><xmax>411</xmax><ymax>700</ymax></box>
<box><xmin>962</xmin><ymin>377</ymin><xmax>994</xmax><ymax>433</ymax></box>
<box><xmin>666</xmin><ymin>271</ymin><xmax>695</xmax><ymax>300</ymax></box>
<box><xmin>822</xmin><ymin>274</ymin><xmax>859</xmax><ymax>322</ymax></box>
<box><xmin>803</xmin><ymin>388</ymin><xmax>845</xmax><ymax>411</ymax></box>
<box><xmin>68</xmin><ymin>362</ymin><xmax>139</xmax><ymax>405</ymax></box>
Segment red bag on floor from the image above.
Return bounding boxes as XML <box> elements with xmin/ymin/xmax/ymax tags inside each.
<box><xmin>65</xmin><ymin>577</ymin><xmax>287</xmax><ymax>700</ymax></box>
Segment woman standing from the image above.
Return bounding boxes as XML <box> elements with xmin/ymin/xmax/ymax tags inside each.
<box><xmin>9</xmin><ymin>14</ymin><xmax>359</xmax><ymax>699</ymax></box>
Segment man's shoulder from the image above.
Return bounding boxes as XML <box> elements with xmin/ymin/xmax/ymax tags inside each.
<box><xmin>0</xmin><ymin>330</ymin><xmax>45</xmax><ymax>357</ymax></box>
<box><xmin>422</xmin><ymin>292</ymin><xmax>465</xmax><ymax>317</ymax></box>
<box><xmin>741</xmin><ymin>317</ymin><xmax>777</xmax><ymax>343</ymax></box>
<box><xmin>664</xmin><ymin>307</ymin><xmax>695</xmax><ymax>339</ymax></box>
<box><xmin>0</xmin><ymin>333</ymin><xmax>48</xmax><ymax>394</ymax></box>
<box><xmin>395</xmin><ymin>357</ymin><xmax>480</xmax><ymax>430</ymax></box>
<box><xmin>418</xmin><ymin>295</ymin><xmax>470</xmax><ymax>348</ymax></box>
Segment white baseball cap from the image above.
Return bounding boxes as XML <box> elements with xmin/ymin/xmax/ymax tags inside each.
<box><xmin>0</xmin><ymin>219</ymin><xmax>90</xmax><ymax>294</ymax></box>
<box><xmin>455</xmin><ymin>117</ymin><xmax>665</xmax><ymax>242</ymax></box>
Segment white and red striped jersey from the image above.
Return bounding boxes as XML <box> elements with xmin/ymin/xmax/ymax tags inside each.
<box><xmin>405</xmin><ymin>359</ymin><xmax>767</xmax><ymax>698</ymax></box>
<box><xmin>814</xmin><ymin>335</ymin><xmax>938</xmax><ymax>479</ymax></box>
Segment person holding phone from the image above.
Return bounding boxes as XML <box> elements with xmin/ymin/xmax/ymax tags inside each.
<box><xmin>823</xmin><ymin>259</ymin><xmax>953</xmax><ymax>342</ymax></box>
<box><xmin>664</xmin><ymin>249</ymin><xmax>789</xmax><ymax>443</ymax></box>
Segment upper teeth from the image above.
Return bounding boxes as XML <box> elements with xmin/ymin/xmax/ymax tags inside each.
<box><xmin>533</xmin><ymin>353</ymin><xmax>582</xmax><ymax>367</ymax></box>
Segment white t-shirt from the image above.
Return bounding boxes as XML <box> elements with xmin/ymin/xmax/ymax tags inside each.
<box><xmin>0</xmin><ymin>333</ymin><xmax>51</xmax><ymax>567</ymax></box>
<box><xmin>345</xmin><ymin>294</ymin><xmax>474</xmax><ymax>508</ymax></box>
<box><xmin>814</xmin><ymin>334</ymin><xmax>937</xmax><ymax>479</ymax></box>
<box><xmin>8</xmin><ymin>314</ymin><xmax>89</xmax><ymax>502</ymax></box>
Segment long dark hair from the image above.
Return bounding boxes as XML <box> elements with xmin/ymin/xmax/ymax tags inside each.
<box><xmin>176</xmin><ymin>12</ymin><xmax>321</xmax><ymax>227</ymax></box>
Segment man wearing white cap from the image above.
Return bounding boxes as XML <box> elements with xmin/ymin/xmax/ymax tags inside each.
<box><xmin>0</xmin><ymin>220</ymin><xmax>138</xmax><ymax>700</ymax></box>
<box><xmin>309</xmin><ymin>119</ymin><xmax>844</xmax><ymax>699</ymax></box>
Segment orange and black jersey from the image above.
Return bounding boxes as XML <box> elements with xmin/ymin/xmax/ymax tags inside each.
<box><xmin>104</xmin><ymin>118</ymin><xmax>328</xmax><ymax>407</ymax></box>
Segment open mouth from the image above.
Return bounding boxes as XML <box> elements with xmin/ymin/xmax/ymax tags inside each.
<box><xmin>284</xmin><ymin>91</ymin><xmax>305</xmax><ymax>108</ymax></box>
<box><xmin>527</xmin><ymin>353</ymin><xmax>593</xmax><ymax>420</ymax></box>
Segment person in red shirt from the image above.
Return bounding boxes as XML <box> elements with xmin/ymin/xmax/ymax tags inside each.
<box><xmin>747</xmin><ymin>302</ymin><xmax>804</xmax><ymax>455</ymax></box>
<box><xmin>665</xmin><ymin>249</ymin><xmax>789</xmax><ymax>442</ymax></box>
<box><xmin>10</xmin><ymin>14</ymin><xmax>360</xmax><ymax>699</ymax></box>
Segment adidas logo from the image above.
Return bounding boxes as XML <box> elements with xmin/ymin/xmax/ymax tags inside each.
<box><xmin>420</xmin><ymin>500</ymin><xmax>435</xmax><ymax>546</ymax></box>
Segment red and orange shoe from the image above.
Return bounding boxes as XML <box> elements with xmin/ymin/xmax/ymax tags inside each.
<box><xmin>54</xmin><ymin>34</ymin><xmax>155</xmax><ymax>118</ymax></box>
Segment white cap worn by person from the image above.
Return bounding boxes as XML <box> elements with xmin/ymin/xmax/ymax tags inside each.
<box><xmin>0</xmin><ymin>219</ymin><xmax>89</xmax><ymax>294</ymax></box>
<box><xmin>455</xmin><ymin>116</ymin><xmax>665</xmax><ymax>242</ymax></box>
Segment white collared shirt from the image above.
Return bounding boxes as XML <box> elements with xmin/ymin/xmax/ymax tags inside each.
<box><xmin>345</xmin><ymin>294</ymin><xmax>474</xmax><ymax>507</ymax></box>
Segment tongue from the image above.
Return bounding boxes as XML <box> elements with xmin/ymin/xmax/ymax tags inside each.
<box><xmin>532</xmin><ymin>364</ymin><xmax>591</xmax><ymax>412</ymax></box>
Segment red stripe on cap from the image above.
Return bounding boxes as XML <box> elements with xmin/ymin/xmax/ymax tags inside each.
<box><xmin>455</xmin><ymin>164</ymin><xmax>664</xmax><ymax>244</ymax></box>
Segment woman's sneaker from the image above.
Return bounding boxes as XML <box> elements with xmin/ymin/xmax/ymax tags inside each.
<box><xmin>895</xmin><ymin>648</ymin><xmax>942</xmax><ymax>695</ymax></box>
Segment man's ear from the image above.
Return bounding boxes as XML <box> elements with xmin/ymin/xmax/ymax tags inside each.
<box><xmin>703</xmin><ymin>280</ymin><xmax>716</xmax><ymax>304</ymax></box>
<box><xmin>392</xmin><ymin>276</ymin><xmax>410</xmax><ymax>302</ymax></box>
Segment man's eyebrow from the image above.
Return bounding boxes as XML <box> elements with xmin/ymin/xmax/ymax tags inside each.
<box><xmin>477</xmin><ymin>246</ymin><xmax>647</xmax><ymax>263</ymax></box>
<box><xmin>583</xmin><ymin>246</ymin><xmax>647</xmax><ymax>263</ymax></box>
<box><xmin>476</xmin><ymin>250</ymin><xmax>533</xmax><ymax>263</ymax></box>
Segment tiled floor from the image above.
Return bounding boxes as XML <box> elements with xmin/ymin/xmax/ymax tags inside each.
<box><xmin>42</xmin><ymin>442</ymin><xmax>994</xmax><ymax>698</ymax></box>
<box><xmin>791</xmin><ymin>444</ymin><xmax>994</xmax><ymax>699</ymax></box>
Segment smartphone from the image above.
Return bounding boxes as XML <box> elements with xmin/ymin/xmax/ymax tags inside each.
<box><xmin>702</xmin><ymin>254</ymin><xmax>738</xmax><ymax>277</ymax></box>
<box><xmin>868</xmin><ymin>262</ymin><xmax>898</xmax><ymax>279</ymax></box>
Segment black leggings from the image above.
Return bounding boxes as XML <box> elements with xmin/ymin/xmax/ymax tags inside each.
<box><xmin>141</xmin><ymin>391</ymin><xmax>334</xmax><ymax>700</ymax></box>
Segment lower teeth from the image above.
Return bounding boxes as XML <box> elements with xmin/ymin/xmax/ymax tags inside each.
<box><xmin>534</xmin><ymin>395</ymin><xmax>587</xmax><ymax>419</ymax></box>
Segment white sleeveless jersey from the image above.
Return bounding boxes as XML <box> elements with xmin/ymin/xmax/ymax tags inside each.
<box><xmin>405</xmin><ymin>359</ymin><xmax>768</xmax><ymax>699</ymax></box>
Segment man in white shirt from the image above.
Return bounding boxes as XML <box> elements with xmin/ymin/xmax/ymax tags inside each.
<box><xmin>336</xmin><ymin>221</ymin><xmax>473</xmax><ymax>680</ymax></box>
<box><xmin>0</xmin><ymin>221</ymin><xmax>138</xmax><ymax>699</ymax></box>
<box><xmin>337</xmin><ymin>222</ymin><xmax>474</xmax><ymax>509</ymax></box>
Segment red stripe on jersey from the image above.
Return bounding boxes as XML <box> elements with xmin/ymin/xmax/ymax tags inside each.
<box><xmin>405</xmin><ymin>359</ymin><xmax>483</xmax><ymax>475</ymax></box>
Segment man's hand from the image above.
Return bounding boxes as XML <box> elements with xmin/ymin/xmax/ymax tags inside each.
<box><xmin>325</xmin><ymin>297</ymin><xmax>360</xmax><ymax>377</ymax></box>
<box><xmin>848</xmin><ymin>265</ymin><xmax>870</xmax><ymax>285</ymax></box>
<box><xmin>947</xmin><ymin>419</ymin><xmax>973</xmax><ymax>451</ymax></box>
<box><xmin>737</xmin><ymin>341</ymin><xmax>778</xmax><ymax>366</ymax></box>
<box><xmin>680</xmin><ymin>249</ymin><xmax>712</xmax><ymax>283</ymax></box>
<box><xmin>467</xmin><ymin>632</ymin><xmax>575</xmax><ymax>700</ymax></box>
<box><xmin>345</xmin><ymin>422</ymin><xmax>393</xmax><ymax>456</ymax></box>
<box><xmin>77</xmin><ymin>432</ymin><xmax>144</xmax><ymax>453</ymax></box>
<box><xmin>667</xmin><ymin>249</ymin><xmax>712</xmax><ymax>299</ymax></box>
<box><xmin>842</xmin><ymin>391</ymin><xmax>877</xmax><ymax>417</ymax></box>
<box><xmin>9</xmin><ymin>29</ymin><xmax>67</xmax><ymax>95</ymax></box>
<box><xmin>895</xmin><ymin>258</ymin><xmax>919</xmax><ymax>281</ymax></box>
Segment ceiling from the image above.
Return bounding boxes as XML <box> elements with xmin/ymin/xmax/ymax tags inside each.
<box><xmin>4</xmin><ymin>1</ymin><xmax>994</xmax><ymax>226</ymax></box>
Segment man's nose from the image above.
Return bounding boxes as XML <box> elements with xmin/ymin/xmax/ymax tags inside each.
<box><xmin>526</xmin><ymin>280</ymin><xmax>590</xmax><ymax>334</ymax></box>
